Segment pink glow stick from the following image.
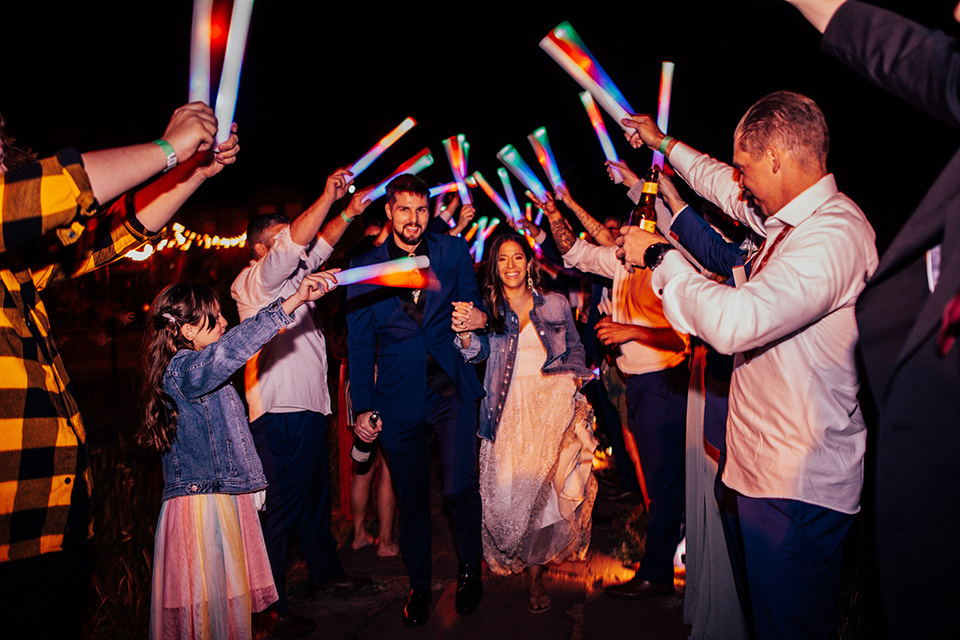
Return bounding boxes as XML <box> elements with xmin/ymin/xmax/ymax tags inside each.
<box><xmin>189</xmin><ymin>0</ymin><xmax>214</xmax><ymax>104</ymax></box>
<box><xmin>367</xmin><ymin>148</ymin><xmax>435</xmax><ymax>201</ymax></box>
<box><xmin>527</xmin><ymin>127</ymin><xmax>565</xmax><ymax>192</ymax></box>
<box><xmin>579</xmin><ymin>91</ymin><xmax>622</xmax><ymax>183</ymax></box>
<box><xmin>472</xmin><ymin>171</ymin><xmax>513</xmax><ymax>218</ymax></box>
<box><xmin>429</xmin><ymin>182</ymin><xmax>459</xmax><ymax>198</ymax></box>
<box><xmin>214</xmin><ymin>0</ymin><xmax>255</xmax><ymax>145</ymax></box>
<box><xmin>348</xmin><ymin>117</ymin><xmax>417</xmax><ymax>182</ymax></box>
<box><xmin>540</xmin><ymin>22</ymin><xmax>635</xmax><ymax>131</ymax></box>
<box><xmin>442</xmin><ymin>135</ymin><xmax>473</xmax><ymax>206</ymax></box>
<box><xmin>652</xmin><ymin>61</ymin><xmax>675</xmax><ymax>168</ymax></box>
<box><xmin>497</xmin><ymin>145</ymin><xmax>550</xmax><ymax>202</ymax></box>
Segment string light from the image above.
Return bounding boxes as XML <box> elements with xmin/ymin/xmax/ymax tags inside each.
<box><xmin>123</xmin><ymin>222</ymin><xmax>246</xmax><ymax>261</ymax></box>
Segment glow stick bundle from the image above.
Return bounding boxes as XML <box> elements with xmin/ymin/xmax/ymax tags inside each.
<box><xmin>189</xmin><ymin>0</ymin><xmax>214</xmax><ymax>103</ymax></box>
<box><xmin>527</xmin><ymin>127</ymin><xmax>565</xmax><ymax>192</ymax></box>
<box><xmin>497</xmin><ymin>168</ymin><xmax>522</xmax><ymax>220</ymax></box>
<box><xmin>442</xmin><ymin>135</ymin><xmax>473</xmax><ymax>205</ymax></box>
<box><xmin>469</xmin><ymin>217</ymin><xmax>500</xmax><ymax>263</ymax></box>
<box><xmin>334</xmin><ymin>255</ymin><xmax>433</xmax><ymax>289</ymax></box>
<box><xmin>497</xmin><ymin>145</ymin><xmax>550</xmax><ymax>202</ymax></box>
<box><xmin>348</xmin><ymin>117</ymin><xmax>417</xmax><ymax>182</ymax></box>
<box><xmin>540</xmin><ymin>22</ymin><xmax>634</xmax><ymax>131</ymax></box>
<box><xmin>367</xmin><ymin>148</ymin><xmax>435</xmax><ymax>201</ymax></box>
<box><xmin>579</xmin><ymin>91</ymin><xmax>622</xmax><ymax>183</ymax></box>
<box><xmin>214</xmin><ymin>0</ymin><xmax>255</xmax><ymax>144</ymax></box>
<box><xmin>652</xmin><ymin>61</ymin><xmax>675</xmax><ymax>168</ymax></box>
<box><xmin>471</xmin><ymin>171</ymin><xmax>514</xmax><ymax>219</ymax></box>
<box><xmin>429</xmin><ymin>182</ymin><xmax>460</xmax><ymax>198</ymax></box>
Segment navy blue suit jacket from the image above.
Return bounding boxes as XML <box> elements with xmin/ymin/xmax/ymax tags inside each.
<box><xmin>346</xmin><ymin>232</ymin><xmax>486</xmax><ymax>423</ymax></box>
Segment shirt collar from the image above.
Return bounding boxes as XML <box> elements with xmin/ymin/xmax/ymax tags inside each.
<box><xmin>387</xmin><ymin>233</ymin><xmax>429</xmax><ymax>260</ymax></box>
<box><xmin>769</xmin><ymin>173</ymin><xmax>838</xmax><ymax>228</ymax></box>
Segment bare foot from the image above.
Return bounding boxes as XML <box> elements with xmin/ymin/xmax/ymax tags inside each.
<box><xmin>377</xmin><ymin>540</ymin><xmax>400</xmax><ymax>557</ymax></box>
<box><xmin>528</xmin><ymin>580</ymin><xmax>551</xmax><ymax>614</ymax></box>
<box><xmin>351</xmin><ymin>530</ymin><xmax>375</xmax><ymax>551</ymax></box>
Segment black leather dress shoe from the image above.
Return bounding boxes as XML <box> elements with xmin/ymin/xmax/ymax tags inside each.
<box><xmin>604</xmin><ymin>576</ymin><xmax>674</xmax><ymax>599</ymax></box>
<box><xmin>403</xmin><ymin>589</ymin><xmax>432</xmax><ymax>626</ymax></box>
<box><xmin>454</xmin><ymin>563</ymin><xmax>483</xmax><ymax>615</ymax></box>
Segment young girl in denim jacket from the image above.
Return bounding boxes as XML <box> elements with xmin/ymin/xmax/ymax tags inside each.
<box><xmin>139</xmin><ymin>271</ymin><xmax>336</xmax><ymax>640</ymax></box>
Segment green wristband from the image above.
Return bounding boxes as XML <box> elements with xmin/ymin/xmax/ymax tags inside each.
<box><xmin>340</xmin><ymin>211</ymin><xmax>355</xmax><ymax>223</ymax></box>
<box><xmin>658</xmin><ymin>136</ymin><xmax>674</xmax><ymax>156</ymax></box>
<box><xmin>153</xmin><ymin>139</ymin><xmax>178</xmax><ymax>171</ymax></box>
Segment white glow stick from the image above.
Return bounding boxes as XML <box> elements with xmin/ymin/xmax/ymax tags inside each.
<box><xmin>366</xmin><ymin>148</ymin><xmax>435</xmax><ymax>201</ymax></box>
<box><xmin>653</xmin><ymin>61</ymin><xmax>675</xmax><ymax>168</ymax></box>
<box><xmin>540</xmin><ymin>37</ymin><xmax>633</xmax><ymax>131</ymax></box>
<box><xmin>579</xmin><ymin>90</ymin><xmax>622</xmax><ymax>183</ymax></box>
<box><xmin>497</xmin><ymin>145</ymin><xmax>550</xmax><ymax>202</ymax></box>
<box><xmin>472</xmin><ymin>171</ymin><xmax>513</xmax><ymax>218</ymax></box>
<box><xmin>334</xmin><ymin>255</ymin><xmax>430</xmax><ymax>286</ymax></box>
<box><xmin>442</xmin><ymin>136</ymin><xmax>473</xmax><ymax>206</ymax></box>
<box><xmin>527</xmin><ymin>127</ymin><xmax>565</xmax><ymax>192</ymax></box>
<box><xmin>348</xmin><ymin>117</ymin><xmax>417</xmax><ymax>182</ymax></box>
<box><xmin>498</xmin><ymin>168</ymin><xmax>522</xmax><ymax>220</ymax></box>
<box><xmin>429</xmin><ymin>182</ymin><xmax>459</xmax><ymax>198</ymax></box>
<box><xmin>214</xmin><ymin>0</ymin><xmax>255</xmax><ymax>144</ymax></box>
<box><xmin>189</xmin><ymin>0</ymin><xmax>213</xmax><ymax>104</ymax></box>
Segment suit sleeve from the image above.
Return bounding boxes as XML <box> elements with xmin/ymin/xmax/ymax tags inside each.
<box><xmin>823</xmin><ymin>1</ymin><xmax>960</xmax><ymax>128</ymax></box>
<box><xmin>669</xmin><ymin>206</ymin><xmax>744</xmax><ymax>277</ymax></box>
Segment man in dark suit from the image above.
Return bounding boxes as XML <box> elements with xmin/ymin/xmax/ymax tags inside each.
<box><xmin>347</xmin><ymin>174</ymin><xmax>488</xmax><ymax>627</ymax></box>
<box><xmin>787</xmin><ymin>1</ymin><xmax>960</xmax><ymax>635</ymax></box>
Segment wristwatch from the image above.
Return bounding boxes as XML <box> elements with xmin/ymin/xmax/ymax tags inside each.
<box><xmin>643</xmin><ymin>242</ymin><xmax>675</xmax><ymax>270</ymax></box>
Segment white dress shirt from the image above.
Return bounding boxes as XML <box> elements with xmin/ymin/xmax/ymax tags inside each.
<box><xmin>231</xmin><ymin>226</ymin><xmax>334</xmax><ymax>421</ymax></box>
<box><xmin>651</xmin><ymin>142</ymin><xmax>878</xmax><ymax>514</ymax></box>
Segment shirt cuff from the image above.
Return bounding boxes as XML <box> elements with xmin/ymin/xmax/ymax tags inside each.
<box><xmin>650</xmin><ymin>249</ymin><xmax>690</xmax><ymax>298</ymax></box>
<box><xmin>534</xmin><ymin>228</ymin><xmax>547</xmax><ymax>245</ymax></box>
<box><xmin>626</xmin><ymin>181</ymin><xmax>644</xmax><ymax>205</ymax></box>
<box><xmin>454</xmin><ymin>332</ymin><xmax>482</xmax><ymax>360</ymax></box>
<box><xmin>666</xmin><ymin>142</ymin><xmax>699</xmax><ymax>176</ymax></box>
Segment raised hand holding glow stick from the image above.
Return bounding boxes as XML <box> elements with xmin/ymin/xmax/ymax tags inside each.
<box><xmin>348</xmin><ymin>117</ymin><xmax>417</xmax><ymax>182</ymax></box>
<box><xmin>472</xmin><ymin>171</ymin><xmax>513</xmax><ymax>219</ymax></box>
<box><xmin>527</xmin><ymin>127</ymin><xmax>565</xmax><ymax>192</ymax></box>
<box><xmin>366</xmin><ymin>148</ymin><xmax>435</xmax><ymax>201</ymax></box>
<box><xmin>652</xmin><ymin>62</ymin><xmax>675</xmax><ymax>168</ymax></box>
<box><xmin>214</xmin><ymin>0</ymin><xmax>255</xmax><ymax>144</ymax></box>
<box><xmin>334</xmin><ymin>255</ymin><xmax>431</xmax><ymax>287</ymax></box>
<box><xmin>189</xmin><ymin>0</ymin><xmax>214</xmax><ymax>104</ymax></box>
<box><xmin>579</xmin><ymin>91</ymin><xmax>622</xmax><ymax>183</ymax></box>
<box><xmin>540</xmin><ymin>22</ymin><xmax>634</xmax><ymax>131</ymax></box>
<box><xmin>497</xmin><ymin>145</ymin><xmax>550</xmax><ymax>202</ymax></box>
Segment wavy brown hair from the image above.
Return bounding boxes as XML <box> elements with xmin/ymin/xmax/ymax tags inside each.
<box><xmin>481</xmin><ymin>231</ymin><xmax>543</xmax><ymax>335</ymax></box>
<box><xmin>138</xmin><ymin>283</ymin><xmax>221</xmax><ymax>452</ymax></box>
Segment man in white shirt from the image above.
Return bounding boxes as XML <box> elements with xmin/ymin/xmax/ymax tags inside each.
<box><xmin>618</xmin><ymin>91</ymin><xmax>878</xmax><ymax>639</ymax></box>
<box><xmin>231</xmin><ymin>169</ymin><xmax>371</xmax><ymax>638</ymax></box>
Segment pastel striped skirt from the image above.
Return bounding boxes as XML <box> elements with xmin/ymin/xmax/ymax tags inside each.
<box><xmin>150</xmin><ymin>492</ymin><xmax>278</xmax><ymax>640</ymax></box>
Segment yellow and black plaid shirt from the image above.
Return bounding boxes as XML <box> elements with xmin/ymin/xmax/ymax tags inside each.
<box><xmin>0</xmin><ymin>149</ymin><xmax>161</xmax><ymax>562</ymax></box>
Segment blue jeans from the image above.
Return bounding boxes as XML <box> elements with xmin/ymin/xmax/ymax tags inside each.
<box><xmin>251</xmin><ymin>411</ymin><xmax>342</xmax><ymax>610</ymax></box>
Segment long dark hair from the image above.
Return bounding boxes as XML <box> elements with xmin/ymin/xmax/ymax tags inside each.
<box><xmin>138</xmin><ymin>283</ymin><xmax>221</xmax><ymax>452</ymax></box>
<box><xmin>481</xmin><ymin>231</ymin><xmax>543</xmax><ymax>334</ymax></box>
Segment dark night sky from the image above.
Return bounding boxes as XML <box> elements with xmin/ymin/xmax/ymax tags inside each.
<box><xmin>6</xmin><ymin>0</ymin><xmax>960</xmax><ymax>250</ymax></box>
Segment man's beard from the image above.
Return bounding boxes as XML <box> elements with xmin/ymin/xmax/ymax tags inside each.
<box><xmin>397</xmin><ymin>224</ymin><xmax>423</xmax><ymax>247</ymax></box>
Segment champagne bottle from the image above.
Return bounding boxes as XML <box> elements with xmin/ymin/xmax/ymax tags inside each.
<box><xmin>628</xmin><ymin>165</ymin><xmax>660</xmax><ymax>233</ymax></box>
<box><xmin>351</xmin><ymin>411</ymin><xmax>380</xmax><ymax>464</ymax></box>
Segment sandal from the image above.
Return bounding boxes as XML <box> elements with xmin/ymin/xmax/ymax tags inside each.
<box><xmin>528</xmin><ymin>591</ymin><xmax>551</xmax><ymax>614</ymax></box>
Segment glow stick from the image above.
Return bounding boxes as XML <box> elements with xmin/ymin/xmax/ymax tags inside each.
<box><xmin>540</xmin><ymin>22</ymin><xmax>634</xmax><ymax>130</ymax></box>
<box><xmin>429</xmin><ymin>182</ymin><xmax>459</xmax><ymax>198</ymax></box>
<box><xmin>652</xmin><ymin>61</ymin><xmax>675</xmax><ymax>168</ymax></box>
<box><xmin>214</xmin><ymin>0</ymin><xmax>255</xmax><ymax>144</ymax></box>
<box><xmin>525</xmin><ymin>202</ymin><xmax>533</xmax><ymax>221</ymax></box>
<box><xmin>189</xmin><ymin>0</ymin><xmax>213</xmax><ymax>104</ymax></box>
<box><xmin>442</xmin><ymin>135</ymin><xmax>473</xmax><ymax>206</ymax></box>
<box><xmin>472</xmin><ymin>171</ymin><xmax>513</xmax><ymax>218</ymax></box>
<box><xmin>534</xmin><ymin>208</ymin><xmax>544</xmax><ymax>226</ymax></box>
<box><xmin>497</xmin><ymin>168</ymin><xmax>522</xmax><ymax>220</ymax></box>
<box><xmin>464</xmin><ymin>222</ymin><xmax>480</xmax><ymax>242</ymax></box>
<box><xmin>334</xmin><ymin>256</ymin><xmax>431</xmax><ymax>288</ymax></box>
<box><xmin>497</xmin><ymin>145</ymin><xmax>549</xmax><ymax>202</ymax></box>
<box><xmin>366</xmin><ymin>148</ymin><xmax>435</xmax><ymax>201</ymax></box>
<box><xmin>458</xmin><ymin>134</ymin><xmax>470</xmax><ymax>177</ymax></box>
<box><xmin>348</xmin><ymin>117</ymin><xmax>416</xmax><ymax>182</ymax></box>
<box><xmin>527</xmin><ymin>127</ymin><xmax>564</xmax><ymax>192</ymax></box>
<box><xmin>579</xmin><ymin>91</ymin><xmax>622</xmax><ymax>183</ymax></box>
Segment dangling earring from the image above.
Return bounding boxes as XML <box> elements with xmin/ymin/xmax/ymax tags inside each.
<box><xmin>527</xmin><ymin>271</ymin><xmax>534</xmax><ymax>290</ymax></box>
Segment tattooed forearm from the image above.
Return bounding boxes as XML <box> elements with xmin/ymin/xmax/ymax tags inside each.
<box><xmin>549</xmin><ymin>214</ymin><xmax>576</xmax><ymax>254</ymax></box>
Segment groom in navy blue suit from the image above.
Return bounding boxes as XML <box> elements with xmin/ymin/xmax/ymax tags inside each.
<box><xmin>347</xmin><ymin>174</ymin><xmax>488</xmax><ymax>627</ymax></box>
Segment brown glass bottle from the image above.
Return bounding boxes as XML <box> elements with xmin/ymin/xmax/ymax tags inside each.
<box><xmin>628</xmin><ymin>165</ymin><xmax>660</xmax><ymax>233</ymax></box>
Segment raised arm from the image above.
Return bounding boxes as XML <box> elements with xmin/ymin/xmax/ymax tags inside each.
<box><xmin>783</xmin><ymin>0</ymin><xmax>847</xmax><ymax>33</ymax></box>
<box><xmin>556</xmin><ymin>184</ymin><xmax>617</xmax><ymax>247</ymax></box>
<box><xmin>319</xmin><ymin>185</ymin><xmax>374</xmax><ymax>248</ymax></box>
<box><xmin>289</xmin><ymin>168</ymin><xmax>353</xmax><ymax>246</ymax></box>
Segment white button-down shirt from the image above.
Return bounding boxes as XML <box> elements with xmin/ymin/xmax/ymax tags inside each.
<box><xmin>231</xmin><ymin>227</ymin><xmax>334</xmax><ymax>421</ymax></box>
<box><xmin>652</xmin><ymin>142</ymin><xmax>878</xmax><ymax>514</ymax></box>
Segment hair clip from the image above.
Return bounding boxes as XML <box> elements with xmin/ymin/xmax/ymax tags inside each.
<box><xmin>162</xmin><ymin>312</ymin><xmax>177</xmax><ymax>324</ymax></box>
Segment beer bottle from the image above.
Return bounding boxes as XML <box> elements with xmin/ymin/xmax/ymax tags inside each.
<box><xmin>628</xmin><ymin>165</ymin><xmax>660</xmax><ymax>233</ymax></box>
